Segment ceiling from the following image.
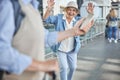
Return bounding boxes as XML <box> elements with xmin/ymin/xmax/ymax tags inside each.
<box><xmin>111</xmin><ymin>0</ymin><xmax>120</xmax><ymax>2</ymax></box>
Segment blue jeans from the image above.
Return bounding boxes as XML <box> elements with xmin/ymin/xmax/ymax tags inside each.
<box><xmin>108</xmin><ymin>27</ymin><xmax>117</xmax><ymax>39</ymax></box>
<box><xmin>105</xmin><ymin>27</ymin><xmax>108</xmax><ymax>38</ymax></box>
<box><xmin>57</xmin><ymin>51</ymin><xmax>77</xmax><ymax>80</ymax></box>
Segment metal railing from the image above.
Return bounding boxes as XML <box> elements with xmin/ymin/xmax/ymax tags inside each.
<box><xmin>80</xmin><ymin>18</ymin><xmax>106</xmax><ymax>46</ymax></box>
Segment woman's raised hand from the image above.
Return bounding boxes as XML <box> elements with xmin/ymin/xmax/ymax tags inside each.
<box><xmin>47</xmin><ymin>0</ymin><xmax>55</xmax><ymax>9</ymax></box>
<box><xmin>86</xmin><ymin>2</ymin><xmax>94</xmax><ymax>14</ymax></box>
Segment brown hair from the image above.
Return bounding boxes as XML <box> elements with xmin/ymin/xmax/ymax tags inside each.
<box><xmin>110</xmin><ymin>9</ymin><xmax>117</xmax><ymax>17</ymax></box>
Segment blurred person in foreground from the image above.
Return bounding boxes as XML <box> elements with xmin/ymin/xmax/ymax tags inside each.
<box><xmin>0</xmin><ymin>0</ymin><xmax>93</xmax><ymax>80</ymax></box>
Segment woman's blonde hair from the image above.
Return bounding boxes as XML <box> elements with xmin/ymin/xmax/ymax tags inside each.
<box><xmin>110</xmin><ymin>9</ymin><xmax>117</xmax><ymax>17</ymax></box>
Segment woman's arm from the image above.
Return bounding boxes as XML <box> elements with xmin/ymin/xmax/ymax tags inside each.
<box><xmin>45</xmin><ymin>18</ymin><xmax>94</xmax><ymax>44</ymax></box>
<box><xmin>43</xmin><ymin>0</ymin><xmax>55</xmax><ymax>20</ymax></box>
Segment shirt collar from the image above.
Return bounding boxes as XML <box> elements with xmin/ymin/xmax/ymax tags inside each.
<box><xmin>63</xmin><ymin>15</ymin><xmax>76</xmax><ymax>22</ymax></box>
<box><xmin>63</xmin><ymin>15</ymin><xmax>66</xmax><ymax>20</ymax></box>
<box><xmin>22</xmin><ymin>0</ymin><xmax>39</xmax><ymax>9</ymax></box>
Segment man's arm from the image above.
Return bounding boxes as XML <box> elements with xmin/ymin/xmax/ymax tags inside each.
<box><xmin>57</xmin><ymin>18</ymin><xmax>94</xmax><ymax>42</ymax></box>
<box><xmin>26</xmin><ymin>59</ymin><xmax>58</xmax><ymax>72</ymax></box>
<box><xmin>45</xmin><ymin>2</ymin><xmax>94</xmax><ymax>43</ymax></box>
<box><xmin>0</xmin><ymin>0</ymin><xmax>58</xmax><ymax>75</ymax></box>
<box><xmin>45</xmin><ymin>18</ymin><xmax>93</xmax><ymax>45</ymax></box>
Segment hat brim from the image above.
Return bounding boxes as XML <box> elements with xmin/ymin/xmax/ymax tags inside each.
<box><xmin>64</xmin><ymin>6</ymin><xmax>79</xmax><ymax>13</ymax></box>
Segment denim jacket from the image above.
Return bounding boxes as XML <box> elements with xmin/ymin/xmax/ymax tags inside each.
<box><xmin>108</xmin><ymin>17</ymin><xmax>118</xmax><ymax>27</ymax></box>
<box><xmin>44</xmin><ymin>14</ymin><xmax>81</xmax><ymax>53</ymax></box>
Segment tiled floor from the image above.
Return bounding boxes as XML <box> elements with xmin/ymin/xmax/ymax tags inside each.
<box><xmin>73</xmin><ymin>35</ymin><xmax>120</xmax><ymax>80</ymax></box>
<box><xmin>3</xmin><ymin>35</ymin><xmax>120</xmax><ymax>80</ymax></box>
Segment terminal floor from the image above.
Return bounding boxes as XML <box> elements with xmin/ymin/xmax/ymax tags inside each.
<box><xmin>73</xmin><ymin>35</ymin><xmax>120</xmax><ymax>80</ymax></box>
<box><xmin>3</xmin><ymin>35</ymin><xmax>120</xmax><ymax>80</ymax></box>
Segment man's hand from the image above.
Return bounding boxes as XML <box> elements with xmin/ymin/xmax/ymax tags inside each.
<box><xmin>81</xmin><ymin>20</ymin><xmax>94</xmax><ymax>33</ymax></box>
<box><xmin>73</xmin><ymin>18</ymin><xmax>85</xmax><ymax>35</ymax></box>
<box><xmin>44</xmin><ymin>59</ymin><xmax>59</xmax><ymax>72</ymax></box>
<box><xmin>26</xmin><ymin>59</ymin><xmax>59</xmax><ymax>73</ymax></box>
<box><xmin>73</xmin><ymin>18</ymin><xmax>94</xmax><ymax>36</ymax></box>
<box><xmin>74</xmin><ymin>18</ymin><xmax>85</xmax><ymax>28</ymax></box>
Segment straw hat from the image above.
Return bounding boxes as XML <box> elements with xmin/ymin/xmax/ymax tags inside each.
<box><xmin>64</xmin><ymin>1</ymin><xmax>79</xmax><ymax>12</ymax></box>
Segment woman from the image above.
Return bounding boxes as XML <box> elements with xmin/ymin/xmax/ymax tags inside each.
<box><xmin>107</xmin><ymin>8</ymin><xmax>118</xmax><ymax>43</ymax></box>
<box><xmin>43</xmin><ymin>0</ymin><xmax>94</xmax><ymax>80</ymax></box>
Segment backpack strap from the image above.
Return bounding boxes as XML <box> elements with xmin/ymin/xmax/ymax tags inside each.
<box><xmin>11</xmin><ymin>0</ymin><xmax>25</xmax><ymax>35</ymax></box>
